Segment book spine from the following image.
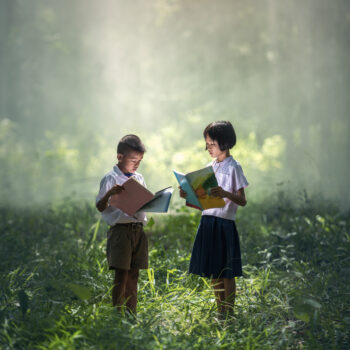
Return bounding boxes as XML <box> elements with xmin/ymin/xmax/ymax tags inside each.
<box><xmin>186</xmin><ymin>202</ymin><xmax>202</xmax><ymax>211</ymax></box>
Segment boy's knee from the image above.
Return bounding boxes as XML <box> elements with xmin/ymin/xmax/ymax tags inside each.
<box><xmin>128</xmin><ymin>269</ymin><xmax>139</xmax><ymax>280</ymax></box>
<box><xmin>115</xmin><ymin>268</ymin><xmax>128</xmax><ymax>282</ymax></box>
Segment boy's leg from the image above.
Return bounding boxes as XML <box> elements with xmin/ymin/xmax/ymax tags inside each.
<box><xmin>113</xmin><ymin>268</ymin><xmax>128</xmax><ymax>308</ymax></box>
<box><xmin>223</xmin><ymin>277</ymin><xmax>236</xmax><ymax>311</ymax></box>
<box><xmin>125</xmin><ymin>268</ymin><xmax>139</xmax><ymax>313</ymax></box>
<box><xmin>211</xmin><ymin>278</ymin><xmax>225</xmax><ymax>313</ymax></box>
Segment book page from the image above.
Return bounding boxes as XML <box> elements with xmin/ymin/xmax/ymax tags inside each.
<box><xmin>137</xmin><ymin>187</ymin><xmax>174</xmax><ymax>213</ymax></box>
<box><xmin>185</xmin><ymin>166</ymin><xmax>225</xmax><ymax>210</ymax></box>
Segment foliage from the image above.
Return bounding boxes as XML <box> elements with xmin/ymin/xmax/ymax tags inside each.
<box><xmin>1</xmin><ymin>0</ymin><xmax>350</xmax><ymax>207</ymax></box>
<box><xmin>1</xmin><ymin>197</ymin><xmax>349</xmax><ymax>349</ymax></box>
<box><xmin>0</xmin><ymin>115</ymin><xmax>286</xmax><ymax>207</ymax></box>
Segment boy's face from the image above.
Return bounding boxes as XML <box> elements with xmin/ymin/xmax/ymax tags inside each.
<box><xmin>205</xmin><ymin>135</ymin><xmax>222</xmax><ymax>158</ymax></box>
<box><xmin>117</xmin><ymin>151</ymin><xmax>144</xmax><ymax>174</ymax></box>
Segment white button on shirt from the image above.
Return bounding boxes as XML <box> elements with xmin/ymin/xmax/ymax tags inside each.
<box><xmin>202</xmin><ymin>156</ymin><xmax>249</xmax><ymax>221</ymax></box>
<box><xmin>96</xmin><ymin>165</ymin><xmax>147</xmax><ymax>226</ymax></box>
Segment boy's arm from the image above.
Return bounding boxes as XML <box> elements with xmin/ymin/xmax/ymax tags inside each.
<box><xmin>211</xmin><ymin>187</ymin><xmax>247</xmax><ymax>207</ymax></box>
<box><xmin>96</xmin><ymin>185</ymin><xmax>125</xmax><ymax>212</ymax></box>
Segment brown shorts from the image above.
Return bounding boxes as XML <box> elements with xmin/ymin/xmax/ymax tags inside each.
<box><xmin>106</xmin><ymin>223</ymin><xmax>148</xmax><ymax>270</ymax></box>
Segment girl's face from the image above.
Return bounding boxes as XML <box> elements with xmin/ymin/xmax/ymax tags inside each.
<box><xmin>205</xmin><ymin>135</ymin><xmax>225</xmax><ymax>159</ymax></box>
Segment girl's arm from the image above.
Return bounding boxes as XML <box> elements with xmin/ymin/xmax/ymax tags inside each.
<box><xmin>211</xmin><ymin>187</ymin><xmax>247</xmax><ymax>207</ymax></box>
<box><xmin>179</xmin><ymin>186</ymin><xmax>187</xmax><ymax>198</ymax></box>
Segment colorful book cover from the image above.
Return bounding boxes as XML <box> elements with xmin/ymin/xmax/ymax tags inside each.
<box><xmin>173</xmin><ymin>166</ymin><xmax>225</xmax><ymax>210</ymax></box>
<box><xmin>109</xmin><ymin>177</ymin><xmax>173</xmax><ymax>216</ymax></box>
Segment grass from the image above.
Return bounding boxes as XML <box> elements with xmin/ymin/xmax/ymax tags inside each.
<box><xmin>0</xmin><ymin>197</ymin><xmax>349</xmax><ymax>349</ymax></box>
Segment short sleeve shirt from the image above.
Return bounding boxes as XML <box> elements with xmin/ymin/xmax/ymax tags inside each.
<box><xmin>202</xmin><ymin>156</ymin><xmax>248</xmax><ymax>221</ymax></box>
<box><xmin>96</xmin><ymin>165</ymin><xmax>147</xmax><ymax>225</ymax></box>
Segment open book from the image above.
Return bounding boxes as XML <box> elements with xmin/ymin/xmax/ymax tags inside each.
<box><xmin>173</xmin><ymin>166</ymin><xmax>225</xmax><ymax>210</ymax></box>
<box><xmin>109</xmin><ymin>177</ymin><xmax>173</xmax><ymax>216</ymax></box>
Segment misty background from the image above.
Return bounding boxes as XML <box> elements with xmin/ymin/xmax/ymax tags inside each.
<box><xmin>1</xmin><ymin>0</ymin><xmax>349</xmax><ymax>208</ymax></box>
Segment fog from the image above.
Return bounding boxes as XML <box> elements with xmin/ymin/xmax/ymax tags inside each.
<box><xmin>1</xmin><ymin>0</ymin><xmax>349</xmax><ymax>208</ymax></box>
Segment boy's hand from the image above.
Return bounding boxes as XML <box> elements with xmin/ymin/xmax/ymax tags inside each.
<box><xmin>108</xmin><ymin>184</ymin><xmax>125</xmax><ymax>196</ymax></box>
<box><xmin>179</xmin><ymin>186</ymin><xmax>187</xmax><ymax>198</ymax></box>
<box><xmin>210</xmin><ymin>186</ymin><xmax>227</xmax><ymax>198</ymax></box>
<box><xmin>96</xmin><ymin>184</ymin><xmax>125</xmax><ymax>213</ymax></box>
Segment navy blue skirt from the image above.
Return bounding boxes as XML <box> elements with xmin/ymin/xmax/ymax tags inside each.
<box><xmin>189</xmin><ymin>215</ymin><xmax>242</xmax><ymax>279</ymax></box>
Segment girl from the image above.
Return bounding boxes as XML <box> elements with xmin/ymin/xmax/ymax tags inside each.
<box><xmin>180</xmin><ymin>121</ymin><xmax>248</xmax><ymax>315</ymax></box>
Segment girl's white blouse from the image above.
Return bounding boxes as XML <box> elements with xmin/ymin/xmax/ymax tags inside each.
<box><xmin>202</xmin><ymin>156</ymin><xmax>248</xmax><ymax>221</ymax></box>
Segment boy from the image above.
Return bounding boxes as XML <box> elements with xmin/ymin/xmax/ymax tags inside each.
<box><xmin>96</xmin><ymin>134</ymin><xmax>148</xmax><ymax>314</ymax></box>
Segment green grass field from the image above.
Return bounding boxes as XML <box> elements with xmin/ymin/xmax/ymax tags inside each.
<box><xmin>1</xmin><ymin>198</ymin><xmax>349</xmax><ymax>349</ymax></box>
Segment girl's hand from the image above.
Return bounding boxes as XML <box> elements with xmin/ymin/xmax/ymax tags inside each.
<box><xmin>179</xmin><ymin>186</ymin><xmax>187</xmax><ymax>198</ymax></box>
<box><xmin>210</xmin><ymin>186</ymin><xmax>227</xmax><ymax>198</ymax></box>
<box><xmin>108</xmin><ymin>184</ymin><xmax>125</xmax><ymax>196</ymax></box>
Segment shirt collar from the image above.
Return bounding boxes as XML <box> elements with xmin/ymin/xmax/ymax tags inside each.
<box><xmin>113</xmin><ymin>164</ymin><xmax>136</xmax><ymax>178</ymax></box>
<box><xmin>113</xmin><ymin>164</ymin><xmax>126</xmax><ymax>177</ymax></box>
<box><xmin>214</xmin><ymin>155</ymin><xmax>232</xmax><ymax>166</ymax></box>
<box><xmin>213</xmin><ymin>156</ymin><xmax>233</xmax><ymax>174</ymax></box>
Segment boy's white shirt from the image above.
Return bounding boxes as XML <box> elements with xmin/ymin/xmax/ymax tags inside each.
<box><xmin>96</xmin><ymin>165</ymin><xmax>147</xmax><ymax>225</ymax></box>
<box><xmin>202</xmin><ymin>155</ymin><xmax>248</xmax><ymax>221</ymax></box>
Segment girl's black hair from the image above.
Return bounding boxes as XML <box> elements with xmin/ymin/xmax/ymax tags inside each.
<box><xmin>203</xmin><ymin>121</ymin><xmax>236</xmax><ymax>151</ymax></box>
<box><xmin>117</xmin><ymin>134</ymin><xmax>146</xmax><ymax>154</ymax></box>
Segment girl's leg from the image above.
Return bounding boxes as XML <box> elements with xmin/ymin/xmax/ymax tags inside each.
<box><xmin>223</xmin><ymin>277</ymin><xmax>236</xmax><ymax>311</ymax></box>
<box><xmin>125</xmin><ymin>268</ymin><xmax>139</xmax><ymax>313</ymax></box>
<box><xmin>113</xmin><ymin>268</ymin><xmax>128</xmax><ymax>308</ymax></box>
<box><xmin>211</xmin><ymin>278</ymin><xmax>225</xmax><ymax>313</ymax></box>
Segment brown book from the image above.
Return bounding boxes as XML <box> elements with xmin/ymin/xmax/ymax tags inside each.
<box><xmin>109</xmin><ymin>177</ymin><xmax>173</xmax><ymax>216</ymax></box>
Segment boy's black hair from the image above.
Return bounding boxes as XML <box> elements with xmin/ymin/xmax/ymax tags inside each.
<box><xmin>203</xmin><ymin>121</ymin><xmax>236</xmax><ymax>151</ymax></box>
<box><xmin>117</xmin><ymin>134</ymin><xmax>146</xmax><ymax>154</ymax></box>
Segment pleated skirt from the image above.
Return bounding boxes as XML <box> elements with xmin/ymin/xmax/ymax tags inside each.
<box><xmin>189</xmin><ymin>215</ymin><xmax>243</xmax><ymax>279</ymax></box>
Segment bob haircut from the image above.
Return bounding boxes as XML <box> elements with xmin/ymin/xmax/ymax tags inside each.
<box><xmin>203</xmin><ymin>121</ymin><xmax>236</xmax><ymax>151</ymax></box>
<box><xmin>117</xmin><ymin>134</ymin><xmax>146</xmax><ymax>155</ymax></box>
